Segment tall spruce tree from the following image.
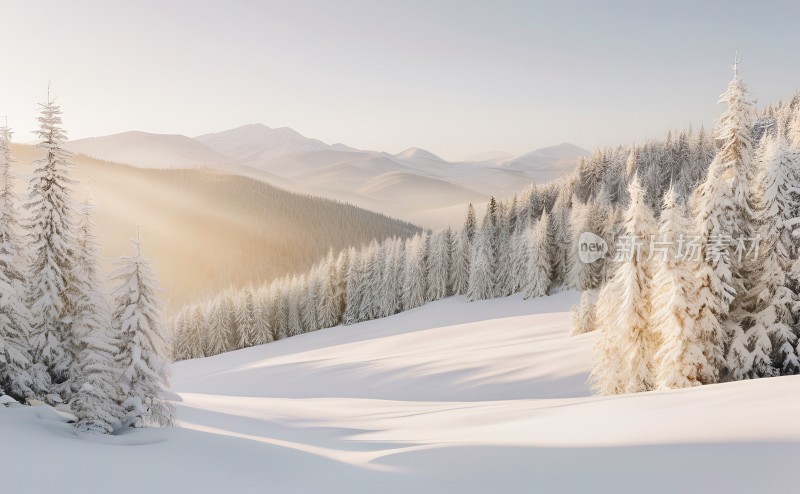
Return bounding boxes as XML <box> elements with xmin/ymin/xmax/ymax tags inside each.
<box><xmin>651</xmin><ymin>188</ymin><xmax>707</xmax><ymax>389</ymax></box>
<box><xmin>71</xmin><ymin>186</ymin><xmax>124</xmax><ymax>432</ymax></box>
<box><xmin>591</xmin><ymin>176</ymin><xmax>659</xmax><ymax>394</ymax></box>
<box><xmin>0</xmin><ymin>126</ymin><xmax>38</xmax><ymax>400</ymax></box>
<box><xmin>24</xmin><ymin>91</ymin><xmax>80</xmax><ymax>401</ymax></box>
<box><xmin>112</xmin><ymin>230</ymin><xmax>174</xmax><ymax>427</ymax></box>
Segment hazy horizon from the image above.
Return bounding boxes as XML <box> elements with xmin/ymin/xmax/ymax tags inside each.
<box><xmin>3</xmin><ymin>0</ymin><xmax>800</xmax><ymax>161</ymax></box>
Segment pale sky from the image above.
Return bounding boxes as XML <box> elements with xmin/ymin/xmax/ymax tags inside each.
<box><xmin>2</xmin><ymin>0</ymin><xmax>799</xmax><ymax>161</ymax></box>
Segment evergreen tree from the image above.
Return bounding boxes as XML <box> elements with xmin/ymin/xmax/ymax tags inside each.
<box><xmin>112</xmin><ymin>230</ymin><xmax>174</xmax><ymax>427</ymax></box>
<box><xmin>651</xmin><ymin>188</ymin><xmax>707</xmax><ymax>389</ymax></box>
<box><xmin>0</xmin><ymin>126</ymin><xmax>37</xmax><ymax>400</ymax></box>
<box><xmin>301</xmin><ymin>269</ymin><xmax>321</xmax><ymax>332</ymax></box>
<box><xmin>24</xmin><ymin>91</ymin><xmax>80</xmax><ymax>400</ymax></box>
<box><xmin>253</xmin><ymin>286</ymin><xmax>274</xmax><ymax>345</ymax></box>
<box><xmin>567</xmin><ymin>198</ymin><xmax>592</xmax><ymax>291</ymax></box>
<box><xmin>467</xmin><ymin>217</ymin><xmax>495</xmax><ymax>302</ymax></box>
<box><xmin>426</xmin><ymin>229</ymin><xmax>451</xmax><ymax>301</ymax></box>
<box><xmin>287</xmin><ymin>276</ymin><xmax>304</xmax><ymax>336</ymax></box>
<box><xmin>463</xmin><ymin>203</ymin><xmax>477</xmax><ymax>242</ymax></box>
<box><xmin>591</xmin><ymin>176</ymin><xmax>659</xmax><ymax>394</ymax></box>
<box><xmin>236</xmin><ymin>287</ymin><xmax>260</xmax><ymax>349</ymax></box>
<box><xmin>206</xmin><ymin>294</ymin><xmax>233</xmax><ymax>356</ymax></box>
<box><xmin>571</xmin><ymin>291</ymin><xmax>597</xmax><ymax>335</ymax></box>
<box><xmin>70</xmin><ymin>185</ymin><xmax>123</xmax><ymax>430</ymax></box>
<box><xmin>522</xmin><ymin>212</ymin><xmax>552</xmax><ymax>300</ymax></box>
<box><xmin>450</xmin><ymin>209</ymin><xmax>474</xmax><ymax>295</ymax></box>
<box><xmin>317</xmin><ymin>250</ymin><xmax>342</xmax><ymax>329</ymax></box>
<box><xmin>548</xmin><ymin>192</ymin><xmax>572</xmax><ymax>291</ymax></box>
<box><xmin>729</xmin><ymin>136</ymin><xmax>800</xmax><ymax>378</ymax></box>
<box><xmin>343</xmin><ymin>248</ymin><xmax>365</xmax><ymax>325</ymax></box>
<box><xmin>402</xmin><ymin>234</ymin><xmax>427</xmax><ymax>310</ymax></box>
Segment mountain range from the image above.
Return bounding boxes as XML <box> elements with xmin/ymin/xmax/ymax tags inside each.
<box><xmin>67</xmin><ymin>124</ymin><xmax>589</xmax><ymax>227</ymax></box>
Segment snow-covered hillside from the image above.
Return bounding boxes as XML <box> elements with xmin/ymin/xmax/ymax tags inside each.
<box><xmin>2</xmin><ymin>292</ymin><xmax>797</xmax><ymax>493</ymax></box>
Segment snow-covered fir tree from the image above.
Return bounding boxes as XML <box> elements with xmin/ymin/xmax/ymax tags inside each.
<box><xmin>343</xmin><ymin>247</ymin><xmax>365</xmax><ymax>325</ymax></box>
<box><xmin>450</xmin><ymin>208</ymin><xmax>474</xmax><ymax>296</ymax></box>
<box><xmin>402</xmin><ymin>234</ymin><xmax>427</xmax><ymax>310</ymax></box>
<box><xmin>70</xmin><ymin>186</ymin><xmax>125</xmax><ymax>432</ymax></box>
<box><xmin>426</xmin><ymin>228</ymin><xmax>451</xmax><ymax>301</ymax></box>
<box><xmin>317</xmin><ymin>250</ymin><xmax>342</xmax><ymax>329</ymax></box>
<box><xmin>467</xmin><ymin>206</ymin><xmax>496</xmax><ymax>302</ymax></box>
<box><xmin>0</xmin><ymin>126</ymin><xmax>38</xmax><ymax>400</ymax></box>
<box><xmin>651</xmin><ymin>187</ymin><xmax>707</xmax><ymax>389</ymax></box>
<box><xmin>522</xmin><ymin>212</ymin><xmax>551</xmax><ymax>300</ymax></box>
<box><xmin>571</xmin><ymin>291</ymin><xmax>597</xmax><ymax>336</ymax></box>
<box><xmin>112</xmin><ymin>230</ymin><xmax>174</xmax><ymax>427</ymax></box>
<box><xmin>591</xmin><ymin>176</ymin><xmax>659</xmax><ymax>394</ymax></box>
<box><xmin>729</xmin><ymin>135</ymin><xmax>800</xmax><ymax>378</ymax></box>
<box><xmin>235</xmin><ymin>287</ymin><xmax>260</xmax><ymax>349</ymax></box>
<box><xmin>23</xmin><ymin>91</ymin><xmax>81</xmax><ymax>401</ymax></box>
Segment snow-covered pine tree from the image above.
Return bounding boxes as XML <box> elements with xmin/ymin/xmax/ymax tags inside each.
<box><xmin>112</xmin><ymin>230</ymin><xmax>174</xmax><ymax>427</ymax></box>
<box><xmin>381</xmin><ymin>237</ymin><xmax>403</xmax><ymax>316</ymax></box>
<box><xmin>494</xmin><ymin>207</ymin><xmax>515</xmax><ymax>297</ymax></box>
<box><xmin>450</xmin><ymin>208</ymin><xmax>474</xmax><ymax>296</ymax></box>
<box><xmin>206</xmin><ymin>294</ymin><xmax>232</xmax><ymax>356</ymax></box>
<box><xmin>467</xmin><ymin>206</ymin><xmax>496</xmax><ymax>302</ymax></box>
<box><xmin>729</xmin><ymin>135</ymin><xmax>800</xmax><ymax>378</ymax></box>
<box><xmin>253</xmin><ymin>286</ymin><xmax>274</xmax><ymax>345</ymax></box>
<box><xmin>186</xmin><ymin>305</ymin><xmax>208</xmax><ymax>359</ymax></box>
<box><xmin>651</xmin><ymin>187</ymin><xmax>707</xmax><ymax>389</ymax></box>
<box><xmin>275</xmin><ymin>279</ymin><xmax>291</xmax><ymax>339</ymax></box>
<box><xmin>0</xmin><ymin>126</ymin><xmax>38</xmax><ymax>400</ymax></box>
<box><xmin>301</xmin><ymin>268</ymin><xmax>321</xmax><ymax>333</ymax></box>
<box><xmin>70</xmin><ymin>185</ymin><xmax>125</xmax><ymax>430</ymax></box>
<box><xmin>23</xmin><ymin>91</ymin><xmax>80</xmax><ymax>400</ymax></box>
<box><xmin>570</xmin><ymin>291</ymin><xmax>597</xmax><ymax>336</ymax></box>
<box><xmin>343</xmin><ymin>247</ymin><xmax>364</xmax><ymax>325</ymax></box>
<box><xmin>170</xmin><ymin>308</ymin><xmax>191</xmax><ymax>362</ymax></box>
<box><xmin>426</xmin><ymin>229</ymin><xmax>451</xmax><ymax>301</ymax></box>
<box><xmin>361</xmin><ymin>240</ymin><xmax>384</xmax><ymax>321</ymax></box>
<box><xmin>548</xmin><ymin>191</ymin><xmax>572</xmax><ymax>292</ymax></box>
<box><xmin>522</xmin><ymin>211</ymin><xmax>551</xmax><ymax>299</ymax></box>
<box><xmin>463</xmin><ymin>203</ymin><xmax>477</xmax><ymax>243</ymax></box>
<box><xmin>567</xmin><ymin>197</ymin><xmax>592</xmax><ymax>291</ymax></box>
<box><xmin>402</xmin><ymin>234</ymin><xmax>427</xmax><ymax>310</ymax></box>
<box><xmin>317</xmin><ymin>250</ymin><xmax>342</xmax><ymax>329</ymax></box>
<box><xmin>235</xmin><ymin>287</ymin><xmax>260</xmax><ymax>349</ymax></box>
<box><xmin>591</xmin><ymin>176</ymin><xmax>659</xmax><ymax>395</ymax></box>
<box><xmin>690</xmin><ymin>68</ymin><xmax>757</xmax><ymax>381</ymax></box>
<box><xmin>287</xmin><ymin>276</ymin><xmax>304</xmax><ymax>336</ymax></box>
<box><xmin>710</xmin><ymin>66</ymin><xmax>757</xmax><ymax>376</ymax></box>
<box><xmin>510</xmin><ymin>226</ymin><xmax>527</xmax><ymax>293</ymax></box>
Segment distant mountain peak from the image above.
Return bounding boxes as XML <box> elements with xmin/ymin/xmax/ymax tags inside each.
<box><xmin>395</xmin><ymin>147</ymin><xmax>444</xmax><ymax>162</ymax></box>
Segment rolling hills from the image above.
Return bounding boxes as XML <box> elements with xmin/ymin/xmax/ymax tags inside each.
<box><xmin>68</xmin><ymin>124</ymin><xmax>589</xmax><ymax>227</ymax></box>
<box><xmin>9</xmin><ymin>143</ymin><xmax>420</xmax><ymax>313</ymax></box>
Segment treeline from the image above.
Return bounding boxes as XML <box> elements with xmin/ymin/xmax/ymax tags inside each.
<box><xmin>0</xmin><ymin>95</ymin><xmax>173</xmax><ymax>434</ymax></box>
<box><xmin>172</xmin><ymin>120</ymin><xmax>719</xmax><ymax>359</ymax></box>
<box><xmin>173</xmin><ymin>66</ymin><xmax>800</xmax><ymax>394</ymax></box>
<box><xmin>589</xmin><ymin>71</ymin><xmax>800</xmax><ymax>392</ymax></box>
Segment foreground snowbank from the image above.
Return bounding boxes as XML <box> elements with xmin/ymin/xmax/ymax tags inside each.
<box><xmin>1</xmin><ymin>292</ymin><xmax>798</xmax><ymax>493</ymax></box>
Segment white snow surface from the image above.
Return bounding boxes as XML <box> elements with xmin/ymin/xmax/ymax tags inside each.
<box><xmin>2</xmin><ymin>291</ymin><xmax>798</xmax><ymax>493</ymax></box>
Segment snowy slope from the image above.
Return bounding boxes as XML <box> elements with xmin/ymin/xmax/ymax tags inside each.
<box><xmin>2</xmin><ymin>292</ymin><xmax>797</xmax><ymax>493</ymax></box>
